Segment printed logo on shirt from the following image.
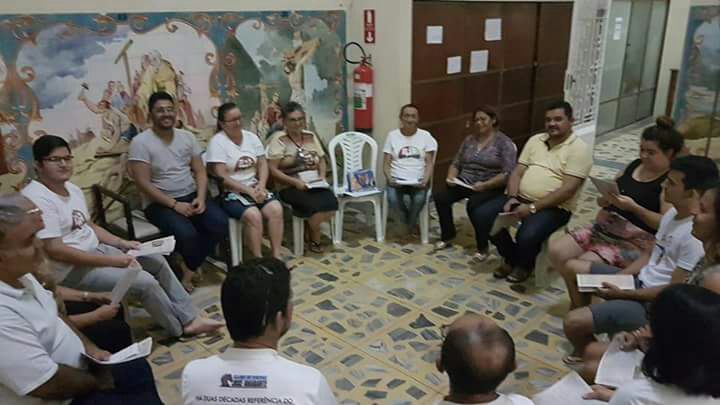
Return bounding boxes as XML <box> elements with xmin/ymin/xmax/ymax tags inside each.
<box><xmin>220</xmin><ymin>374</ymin><xmax>268</xmax><ymax>389</ymax></box>
<box><xmin>398</xmin><ymin>145</ymin><xmax>421</xmax><ymax>159</ymax></box>
<box><xmin>235</xmin><ymin>155</ymin><xmax>257</xmax><ymax>171</ymax></box>
<box><xmin>71</xmin><ymin>209</ymin><xmax>88</xmax><ymax>231</ymax></box>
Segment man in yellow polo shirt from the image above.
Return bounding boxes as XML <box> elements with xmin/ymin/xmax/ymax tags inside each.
<box><xmin>468</xmin><ymin>101</ymin><xmax>592</xmax><ymax>283</ymax></box>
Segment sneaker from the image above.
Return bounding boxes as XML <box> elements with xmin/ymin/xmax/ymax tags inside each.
<box><xmin>434</xmin><ymin>240</ymin><xmax>448</xmax><ymax>250</ymax></box>
<box><xmin>472</xmin><ymin>251</ymin><xmax>489</xmax><ymax>262</ymax></box>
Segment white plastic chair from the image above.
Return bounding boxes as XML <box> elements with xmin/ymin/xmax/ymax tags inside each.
<box><xmin>201</xmin><ymin>152</ymin><xmax>243</xmax><ymax>268</ymax></box>
<box><xmin>382</xmin><ymin>153</ymin><xmax>436</xmax><ymax>244</ymax></box>
<box><xmin>328</xmin><ymin>131</ymin><xmax>384</xmax><ymax>243</ymax></box>
<box><xmin>282</xmin><ymin>201</ymin><xmax>336</xmax><ymax>256</ymax></box>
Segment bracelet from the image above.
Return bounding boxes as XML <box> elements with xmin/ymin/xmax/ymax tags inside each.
<box><xmin>83</xmin><ymin>291</ymin><xmax>89</xmax><ymax>301</ymax></box>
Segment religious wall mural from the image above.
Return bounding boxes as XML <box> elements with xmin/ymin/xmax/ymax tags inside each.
<box><xmin>0</xmin><ymin>11</ymin><xmax>347</xmax><ymax>199</ymax></box>
<box><xmin>674</xmin><ymin>4</ymin><xmax>720</xmax><ymax>158</ymax></box>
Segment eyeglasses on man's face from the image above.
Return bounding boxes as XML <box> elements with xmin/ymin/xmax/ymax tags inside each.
<box><xmin>42</xmin><ymin>155</ymin><xmax>74</xmax><ymax>164</ymax></box>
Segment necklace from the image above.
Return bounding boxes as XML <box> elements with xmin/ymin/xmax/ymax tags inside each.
<box><xmin>287</xmin><ymin>132</ymin><xmax>304</xmax><ymax>151</ymax></box>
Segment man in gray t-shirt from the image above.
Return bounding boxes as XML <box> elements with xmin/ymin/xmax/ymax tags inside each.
<box><xmin>128</xmin><ymin>91</ymin><xmax>228</xmax><ymax>291</ymax></box>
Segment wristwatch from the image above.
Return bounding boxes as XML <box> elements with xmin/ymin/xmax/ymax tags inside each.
<box><xmin>528</xmin><ymin>203</ymin><xmax>537</xmax><ymax>214</ymax></box>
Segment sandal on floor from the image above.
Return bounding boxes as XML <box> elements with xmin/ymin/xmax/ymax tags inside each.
<box><xmin>562</xmin><ymin>355</ymin><xmax>584</xmax><ymax>366</ymax></box>
<box><xmin>473</xmin><ymin>251</ymin><xmax>489</xmax><ymax>262</ymax></box>
<box><xmin>308</xmin><ymin>241</ymin><xmax>324</xmax><ymax>253</ymax></box>
<box><xmin>493</xmin><ymin>264</ymin><xmax>512</xmax><ymax>279</ymax></box>
<box><xmin>507</xmin><ymin>267</ymin><xmax>532</xmax><ymax>283</ymax></box>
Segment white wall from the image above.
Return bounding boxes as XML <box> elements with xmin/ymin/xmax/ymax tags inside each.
<box><xmin>653</xmin><ymin>0</ymin><xmax>691</xmax><ymax>116</ymax></box>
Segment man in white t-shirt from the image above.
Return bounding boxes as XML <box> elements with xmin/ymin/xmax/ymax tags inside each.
<box><xmin>436</xmin><ymin>314</ymin><xmax>533</xmax><ymax>405</ymax></box>
<box><xmin>382</xmin><ymin>104</ymin><xmax>437</xmax><ymax>236</ymax></box>
<box><xmin>22</xmin><ymin>134</ymin><xmax>223</xmax><ymax>338</ymax></box>
<box><xmin>0</xmin><ymin>194</ymin><xmax>162</xmax><ymax>404</ymax></box>
<box><xmin>129</xmin><ymin>91</ymin><xmax>229</xmax><ymax>291</ymax></box>
<box><xmin>207</xmin><ymin>102</ymin><xmax>284</xmax><ymax>259</ymax></box>
<box><xmin>563</xmin><ymin>155</ymin><xmax>718</xmax><ymax>359</ymax></box>
<box><xmin>182</xmin><ymin>258</ymin><xmax>337</xmax><ymax>405</ymax></box>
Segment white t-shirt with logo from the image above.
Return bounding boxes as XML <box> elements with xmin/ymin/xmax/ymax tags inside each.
<box><xmin>383</xmin><ymin>128</ymin><xmax>437</xmax><ymax>182</ymax></box>
<box><xmin>22</xmin><ymin>180</ymin><xmax>100</xmax><ymax>282</ymax></box>
<box><xmin>609</xmin><ymin>377</ymin><xmax>717</xmax><ymax>404</ymax></box>
<box><xmin>182</xmin><ymin>348</ymin><xmax>337</xmax><ymax>405</ymax></box>
<box><xmin>205</xmin><ymin>130</ymin><xmax>265</xmax><ymax>187</ymax></box>
<box><xmin>638</xmin><ymin>207</ymin><xmax>704</xmax><ymax>288</ymax></box>
<box><xmin>436</xmin><ymin>393</ymin><xmax>534</xmax><ymax>405</ymax></box>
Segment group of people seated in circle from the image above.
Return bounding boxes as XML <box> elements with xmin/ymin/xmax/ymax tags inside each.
<box><xmin>0</xmin><ymin>89</ymin><xmax>718</xmax><ymax>405</ymax></box>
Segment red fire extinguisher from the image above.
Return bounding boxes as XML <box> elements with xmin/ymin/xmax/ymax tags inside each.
<box><xmin>345</xmin><ymin>42</ymin><xmax>373</xmax><ymax>133</ymax></box>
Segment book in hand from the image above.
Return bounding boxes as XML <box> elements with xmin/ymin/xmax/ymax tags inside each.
<box><xmin>393</xmin><ymin>176</ymin><xmax>422</xmax><ymax>186</ymax></box>
<box><xmin>298</xmin><ymin>170</ymin><xmax>331</xmax><ymax>189</ymax></box>
<box><xmin>83</xmin><ymin>337</ymin><xmax>153</xmax><ymax>365</ymax></box>
<box><xmin>345</xmin><ymin>169</ymin><xmax>379</xmax><ymax>196</ymax></box>
<box><xmin>490</xmin><ymin>211</ymin><xmax>520</xmax><ymax>236</ymax></box>
<box><xmin>127</xmin><ymin>236</ymin><xmax>176</xmax><ymax>257</ymax></box>
<box><xmin>590</xmin><ymin>176</ymin><xmax>620</xmax><ymax>198</ymax></box>
<box><xmin>576</xmin><ymin>274</ymin><xmax>635</xmax><ymax>292</ymax></box>
<box><xmin>595</xmin><ymin>337</ymin><xmax>644</xmax><ymax>388</ymax></box>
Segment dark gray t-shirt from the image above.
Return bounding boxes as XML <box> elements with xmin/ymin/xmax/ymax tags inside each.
<box><xmin>128</xmin><ymin>128</ymin><xmax>201</xmax><ymax>207</ymax></box>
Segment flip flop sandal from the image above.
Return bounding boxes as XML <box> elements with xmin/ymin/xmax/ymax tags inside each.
<box><xmin>562</xmin><ymin>355</ymin><xmax>584</xmax><ymax>366</ymax></box>
<box><xmin>308</xmin><ymin>241</ymin><xmax>324</xmax><ymax>253</ymax></box>
<box><xmin>507</xmin><ymin>267</ymin><xmax>531</xmax><ymax>283</ymax></box>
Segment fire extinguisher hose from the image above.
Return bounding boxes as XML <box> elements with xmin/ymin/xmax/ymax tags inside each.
<box><xmin>343</xmin><ymin>41</ymin><xmax>371</xmax><ymax>66</ymax></box>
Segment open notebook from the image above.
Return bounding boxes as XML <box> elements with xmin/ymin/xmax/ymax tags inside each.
<box><xmin>577</xmin><ymin>274</ymin><xmax>635</xmax><ymax>293</ymax></box>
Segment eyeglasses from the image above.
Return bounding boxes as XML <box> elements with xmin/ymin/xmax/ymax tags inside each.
<box><xmin>42</xmin><ymin>156</ymin><xmax>74</xmax><ymax>164</ymax></box>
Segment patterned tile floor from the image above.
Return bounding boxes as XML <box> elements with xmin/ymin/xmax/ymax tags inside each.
<box><xmin>132</xmin><ymin>123</ymin><xmax>646</xmax><ymax>404</ymax></box>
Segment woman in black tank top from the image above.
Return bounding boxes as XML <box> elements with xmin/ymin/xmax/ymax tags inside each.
<box><xmin>548</xmin><ymin>117</ymin><xmax>685</xmax><ymax>310</ymax></box>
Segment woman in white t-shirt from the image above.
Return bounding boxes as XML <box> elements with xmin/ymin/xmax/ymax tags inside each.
<box><xmin>583</xmin><ymin>284</ymin><xmax>720</xmax><ymax>404</ymax></box>
<box><xmin>207</xmin><ymin>103</ymin><xmax>284</xmax><ymax>259</ymax></box>
<box><xmin>382</xmin><ymin>104</ymin><xmax>437</xmax><ymax>236</ymax></box>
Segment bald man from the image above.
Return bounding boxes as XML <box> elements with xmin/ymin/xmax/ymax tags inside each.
<box><xmin>436</xmin><ymin>314</ymin><xmax>532</xmax><ymax>405</ymax></box>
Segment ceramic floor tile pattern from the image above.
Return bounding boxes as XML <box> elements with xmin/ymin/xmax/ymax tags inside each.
<box><xmin>131</xmin><ymin>126</ymin><xmax>645</xmax><ymax>404</ymax></box>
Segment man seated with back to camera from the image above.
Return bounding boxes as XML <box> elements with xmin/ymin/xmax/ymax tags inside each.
<box><xmin>182</xmin><ymin>258</ymin><xmax>337</xmax><ymax>405</ymax></box>
<box><xmin>0</xmin><ymin>194</ymin><xmax>162</xmax><ymax>404</ymax></box>
<box><xmin>436</xmin><ymin>313</ymin><xmax>532</xmax><ymax>405</ymax></box>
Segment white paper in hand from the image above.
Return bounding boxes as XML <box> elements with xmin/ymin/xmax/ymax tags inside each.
<box><xmin>490</xmin><ymin>212</ymin><xmax>519</xmax><ymax>236</ymax></box>
<box><xmin>452</xmin><ymin>178</ymin><xmax>474</xmax><ymax>189</ymax></box>
<box><xmin>577</xmin><ymin>274</ymin><xmax>636</xmax><ymax>292</ymax></box>
<box><xmin>84</xmin><ymin>337</ymin><xmax>153</xmax><ymax>365</ymax></box>
<box><xmin>533</xmin><ymin>371</ymin><xmax>605</xmax><ymax>405</ymax></box>
<box><xmin>595</xmin><ymin>337</ymin><xmax>644</xmax><ymax>387</ymax></box>
<box><xmin>111</xmin><ymin>267</ymin><xmax>141</xmax><ymax>305</ymax></box>
<box><xmin>128</xmin><ymin>236</ymin><xmax>175</xmax><ymax>257</ymax></box>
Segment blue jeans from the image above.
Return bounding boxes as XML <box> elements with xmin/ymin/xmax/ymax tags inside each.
<box><xmin>70</xmin><ymin>359</ymin><xmax>162</xmax><ymax>404</ymax></box>
<box><xmin>386</xmin><ymin>186</ymin><xmax>428</xmax><ymax>228</ymax></box>
<box><xmin>470</xmin><ymin>195</ymin><xmax>571</xmax><ymax>271</ymax></box>
<box><xmin>144</xmin><ymin>192</ymin><xmax>228</xmax><ymax>270</ymax></box>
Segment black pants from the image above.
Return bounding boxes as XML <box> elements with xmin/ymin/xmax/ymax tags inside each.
<box><xmin>70</xmin><ymin>358</ymin><xmax>163</xmax><ymax>404</ymax></box>
<box><xmin>65</xmin><ymin>301</ymin><xmax>133</xmax><ymax>354</ymax></box>
<box><xmin>433</xmin><ymin>187</ymin><xmax>503</xmax><ymax>251</ymax></box>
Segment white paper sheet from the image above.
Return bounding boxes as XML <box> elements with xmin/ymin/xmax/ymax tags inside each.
<box><xmin>306</xmin><ymin>180</ymin><xmax>331</xmax><ymax>189</ymax></box>
<box><xmin>470</xmin><ymin>50</ymin><xmax>489</xmax><ymax>73</ymax></box>
<box><xmin>128</xmin><ymin>236</ymin><xmax>176</xmax><ymax>257</ymax></box>
<box><xmin>485</xmin><ymin>18</ymin><xmax>502</xmax><ymax>41</ymax></box>
<box><xmin>111</xmin><ymin>267</ymin><xmax>141</xmax><ymax>305</ymax></box>
<box><xmin>590</xmin><ymin>176</ymin><xmax>620</xmax><ymax>198</ymax></box>
<box><xmin>84</xmin><ymin>337</ymin><xmax>153</xmax><ymax>365</ymax></box>
<box><xmin>344</xmin><ymin>188</ymin><xmax>381</xmax><ymax>197</ymax></box>
<box><xmin>577</xmin><ymin>274</ymin><xmax>636</xmax><ymax>292</ymax></box>
<box><xmin>426</xmin><ymin>25</ymin><xmax>443</xmax><ymax>44</ymax></box>
<box><xmin>490</xmin><ymin>212</ymin><xmax>520</xmax><ymax>236</ymax></box>
<box><xmin>595</xmin><ymin>338</ymin><xmax>644</xmax><ymax>387</ymax></box>
<box><xmin>393</xmin><ymin>177</ymin><xmax>422</xmax><ymax>186</ymax></box>
<box><xmin>452</xmin><ymin>178</ymin><xmax>474</xmax><ymax>189</ymax></box>
<box><xmin>446</xmin><ymin>56</ymin><xmax>462</xmax><ymax>74</ymax></box>
<box><xmin>533</xmin><ymin>371</ymin><xmax>606</xmax><ymax>405</ymax></box>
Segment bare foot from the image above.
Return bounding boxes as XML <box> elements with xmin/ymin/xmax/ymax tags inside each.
<box><xmin>182</xmin><ymin>268</ymin><xmax>195</xmax><ymax>293</ymax></box>
<box><xmin>183</xmin><ymin>317</ymin><xmax>225</xmax><ymax>336</ymax></box>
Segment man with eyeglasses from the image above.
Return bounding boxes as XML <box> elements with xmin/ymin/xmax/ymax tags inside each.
<box><xmin>0</xmin><ymin>193</ymin><xmax>162</xmax><ymax>404</ymax></box>
<box><xmin>129</xmin><ymin>91</ymin><xmax>228</xmax><ymax>292</ymax></box>
<box><xmin>182</xmin><ymin>258</ymin><xmax>337</xmax><ymax>405</ymax></box>
<box><xmin>22</xmin><ymin>134</ymin><xmax>223</xmax><ymax>339</ymax></box>
<box><xmin>436</xmin><ymin>314</ymin><xmax>531</xmax><ymax>405</ymax></box>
